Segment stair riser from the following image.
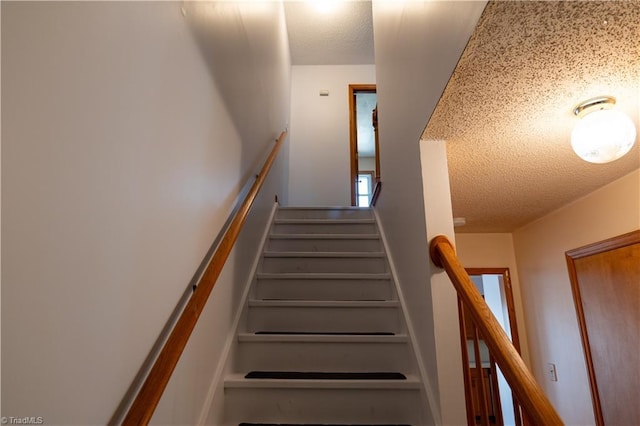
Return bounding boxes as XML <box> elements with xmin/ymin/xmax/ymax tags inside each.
<box><xmin>222</xmin><ymin>206</ymin><xmax>427</xmax><ymax>424</ymax></box>
<box><xmin>247</xmin><ymin>306</ymin><xmax>402</xmax><ymax>333</ymax></box>
<box><xmin>223</xmin><ymin>388</ymin><xmax>423</xmax><ymax>424</ymax></box>
<box><xmin>235</xmin><ymin>341</ymin><xmax>412</xmax><ymax>373</ymax></box>
<box><xmin>254</xmin><ymin>279</ymin><xmax>392</xmax><ymax>301</ymax></box>
<box><xmin>261</xmin><ymin>257</ymin><xmax>387</xmax><ymax>274</ymax></box>
<box><xmin>276</xmin><ymin>208</ymin><xmax>373</xmax><ymax>220</ymax></box>
<box><xmin>267</xmin><ymin>238</ymin><xmax>383</xmax><ymax>252</ymax></box>
<box><xmin>272</xmin><ymin>223</ymin><xmax>377</xmax><ymax>235</ymax></box>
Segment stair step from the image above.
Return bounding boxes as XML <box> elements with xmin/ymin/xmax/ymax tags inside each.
<box><xmin>249</xmin><ymin>300</ymin><xmax>398</xmax><ymax>308</ymax></box>
<box><xmin>256</xmin><ymin>272</ymin><xmax>391</xmax><ymax>279</ymax></box>
<box><xmin>239</xmin><ymin>333</ymin><xmax>405</xmax><ymax>342</ymax></box>
<box><xmin>263</xmin><ymin>252</ymin><xmax>385</xmax><ymax>257</ymax></box>
<box><xmin>222</xmin><ymin>206</ymin><xmax>427</xmax><ymax>425</ymax></box>
<box><xmin>235</xmin><ymin>333</ymin><xmax>412</xmax><ymax>372</ymax></box>
<box><xmin>272</xmin><ymin>219</ymin><xmax>377</xmax><ymax>235</ymax></box>
<box><xmin>225</xmin><ymin>374</ymin><xmax>420</xmax><ymax>389</ymax></box>
<box><xmin>224</xmin><ymin>385</ymin><xmax>423</xmax><ymax>423</ymax></box>
<box><xmin>256</xmin><ymin>272</ymin><xmax>391</xmax><ymax>281</ymax></box>
<box><xmin>269</xmin><ymin>234</ymin><xmax>380</xmax><ymax>239</ymax></box>
<box><xmin>247</xmin><ymin>300</ymin><xmax>401</xmax><ymax>333</ymax></box>
<box><xmin>244</xmin><ymin>371</ymin><xmax>406</xmax><ymax>380</ymax></box>
<box><xmin>276</xmin><ymin>207</ymin><xmax>373</xmax><ymax>220</ymax></box>
<box><xmin>254</xmin><ymin>273</ymin><xmax>393</xmax><ymax>301</ymax></box>
<box><xmin>267</xmin><ymin>234</ymin><xmax>382</xmax><ymax>252</ymax></box>
<box><xmin>260</xmin><ymin>252</ymin><xmax>387</xmax><ymax>274</ymax></box>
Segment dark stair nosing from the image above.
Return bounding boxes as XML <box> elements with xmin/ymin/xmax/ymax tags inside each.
<box><xmin>244</xmin><ymin>371</ymin><xmax>406</xmax><ymax>380</ymax></box>
<box><xmin>254</xmin><ymin>331</ymin><xmax>394</xmax><ymax>336</ymax></box>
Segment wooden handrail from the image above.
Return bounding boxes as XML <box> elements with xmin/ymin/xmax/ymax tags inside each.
<box><xmin>429</xmin><ymin>235</ymin><xmax>563</xmax><ymax>426</ymax></box>
<box><xmin>370</xmin><ymin>178</ymin><xmax>382</xmax><ymax>207</ymax></box>
<box><xmin>122</xmin><ymin>131</ymin><xmax>287</xmax><ymax>425</ymax></box>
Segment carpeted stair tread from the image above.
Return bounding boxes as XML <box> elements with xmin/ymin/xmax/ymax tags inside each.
<box><xmin>254</xmin><ymin>331</ymin><xmax>394</xmax><ymax>336</ymax></box>
<box><xmin>244</xmin><ymin>371</ymin><xmax>406</xmax><ymax>380</ymax></box>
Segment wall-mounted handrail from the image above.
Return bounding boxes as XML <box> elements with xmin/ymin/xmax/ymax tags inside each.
<box><xmin>370</xmin><ymin>178</ymin><xmax>382</xmax><ymax>207</ymax></box>
<box><xmin>122</xmin><ymin>131</ymin><xmax>287</xmax><ymax>425</ymax></box>
<box><xmin>429</xmin><ymin>235</ymin><xmax>563</xmax><ymax>426</ymax></box>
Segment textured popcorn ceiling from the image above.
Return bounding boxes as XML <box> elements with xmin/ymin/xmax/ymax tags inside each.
<box><xmin>284</xmin><ymin>1</ymin><xmax>374</xmax><ymax>65</ymax></box>
<box><xmin>423</xmin><ymin>1</ymin><xmax>640</xmax><ymax>233</ymax></box>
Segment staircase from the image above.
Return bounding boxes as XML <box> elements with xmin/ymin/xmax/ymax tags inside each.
<box><xmin>223</xmin><ymin>206</ymin><xmax>427</xmax><ymax>425</ymax></box>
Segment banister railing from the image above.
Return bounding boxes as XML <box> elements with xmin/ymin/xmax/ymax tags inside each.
<box><xmin>370</xmin><ymin>178</ymin><xmax>382</xmax><ymax>207</ymax></box>
<box><xmin>121</xmin><ymin>130</ymin><xmax>287</xmax><ymax>425</ymax></box>
<box><xmin>429</xmin><ymin>235</ymin><xmax>563</xmax><ymax>426</ymax></box>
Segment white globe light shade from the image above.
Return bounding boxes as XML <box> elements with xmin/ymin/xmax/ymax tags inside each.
<box><xmin>571</xmin><ymin>109</ymin><xmax>637</xmax><ymax>164</ymax></box>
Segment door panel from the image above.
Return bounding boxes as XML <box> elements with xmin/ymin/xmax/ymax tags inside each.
<box><xmin>566</xmin><ymin>230</ymin><xmax>640</xmax><ymax>426</ymax></box>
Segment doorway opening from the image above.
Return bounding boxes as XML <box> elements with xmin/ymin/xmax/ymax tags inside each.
<box><xmin>460</xmin><ymin>268</ymin><xmax>523</xmax><ymax>426</ymax></box>
<box><xmin>349</xmin><ymin>84</ymin><xmax>379</xmax><ymax>207</ymax></box>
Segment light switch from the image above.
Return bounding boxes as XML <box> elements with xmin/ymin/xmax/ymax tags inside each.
<box><xmin>319</xmin><ymin>90</ymin><xmax>329</xmax><ymax>96</ymax></box>
<box><xmin>548</xmin><ymin>363</ymin><xmax>558</xmax><ymax>381</ymax></box>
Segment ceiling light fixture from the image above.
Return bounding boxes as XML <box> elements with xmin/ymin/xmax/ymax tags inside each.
<box><xmin>310</xmin><ymin>0</ymin><xmax>342</xmax><ymax>14</ymax></box>
<box><xmin>571</xmin><ymin>96</ymin><xmax>637</xmax><ymax>164</ymax></box>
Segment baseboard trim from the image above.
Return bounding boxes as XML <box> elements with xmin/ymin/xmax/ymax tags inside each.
<box><xmin>372</xmin><ymin>208</ymin><xmax>442</xmax><ymax>425</ymax></box>
<box><xmin>196</xmin><ymin>201</ymin><xmax>279</xmax><ymax>425</ymax></box>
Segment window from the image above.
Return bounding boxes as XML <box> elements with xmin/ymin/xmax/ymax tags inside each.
<box><xmin>356</xmin><ymin>172</ymin><xmax>373</xmax><ymax>207</ymax></box>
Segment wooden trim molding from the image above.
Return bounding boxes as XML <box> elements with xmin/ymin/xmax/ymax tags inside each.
<box><xmin>465</xmin><ymin>268</ymin><xmax>521</xmax><ymax>354</ymax></box>
<box><xmin>373</xmin><ymin>105</ymin><xmax>380</xmax><ymax>180</ymax></box>
<box><xmin>566</xmin><ymin>230</ymin><xmax>639</xmax><ymax>259</ymax></box>
<box><xmin>430</xmin><ymin>235</ymin><xmax>563</xmax><ymax>426</ymax></box>
<box><xmin>565</xmin><ymin>229</ymin><xmax>640</xmax><ymax>426</ymax></box>
<box><xmin>464</xmin><ymin>267</ymin><xmax>523</xmax><ymax>426</ymax></box>
<box><xmin>122</xmin><ymin>131</ymin><xmax>288</xmax><ymax>425</ymax></box>
<box><xmin>458</xmin><ymin>298</ymin><xmax>476</xmax><ymax>426</ymax></box>
<box><xmin>348</xmin><ymin>84</ymin><xmax>376</xmax><ymax>206</ymax></box>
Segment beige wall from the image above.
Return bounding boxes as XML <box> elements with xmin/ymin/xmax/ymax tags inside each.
<box><xmin>1</xmin><ymin>2</ymin><xmax>290</xmax><ymax>424</ymax></box>
<box><xmin>454</xmin><ymin>233</ymin><xmax>531</xmax><ymax>367</ymax></box>
<box><xmin>513</xmin><ymin>168</ymin><xmax>640</xmax><ymax>425</ymax></box>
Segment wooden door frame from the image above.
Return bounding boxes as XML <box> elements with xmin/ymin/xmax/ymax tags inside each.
<box><xmin>460</xmin><ymin>267</ymin><xmax>523</xmax><ymax>426</ymax></box>
<box><xmin>348</xmin><ymin>84</ymin><xmax>377</xmax><ymax>206</ymax></box>
<box><xmin>565</xmin><ymin>230</ymin><xmax>640</xmax><ymax>426</ymax></box>
<box><xmin>465</xmin><ymin>268</ymin><xmax>522</xmax><ymax>354</ymax></box>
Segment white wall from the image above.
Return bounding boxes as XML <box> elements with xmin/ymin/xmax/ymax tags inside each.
<box><xmin>288</xmin><ymin>65</ymin><xmax>375</xmax><ymax>206</ymax></box>
<box><xmin>420</xmin><ymin>140</ymin><xmax>466</xmax><ymax>424</ymax></box>
<box><xmin>358</xmin><ymin>156</ymin><xmax>376</xmax><ymax>173</ymax></box>
<box><xmin>372</xmin><ymin>1</ymin><xmax>486</xmax><ymax>423</ymax></box>
<box><xmin>512</xmin><ymin>168</ymin><xmax>640</xmax><ymax>425</ymax></box>
<box><xmin>1</xmin><ymin>2</ymin><xmax>290</xmax><ymax>424</ymax></box>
